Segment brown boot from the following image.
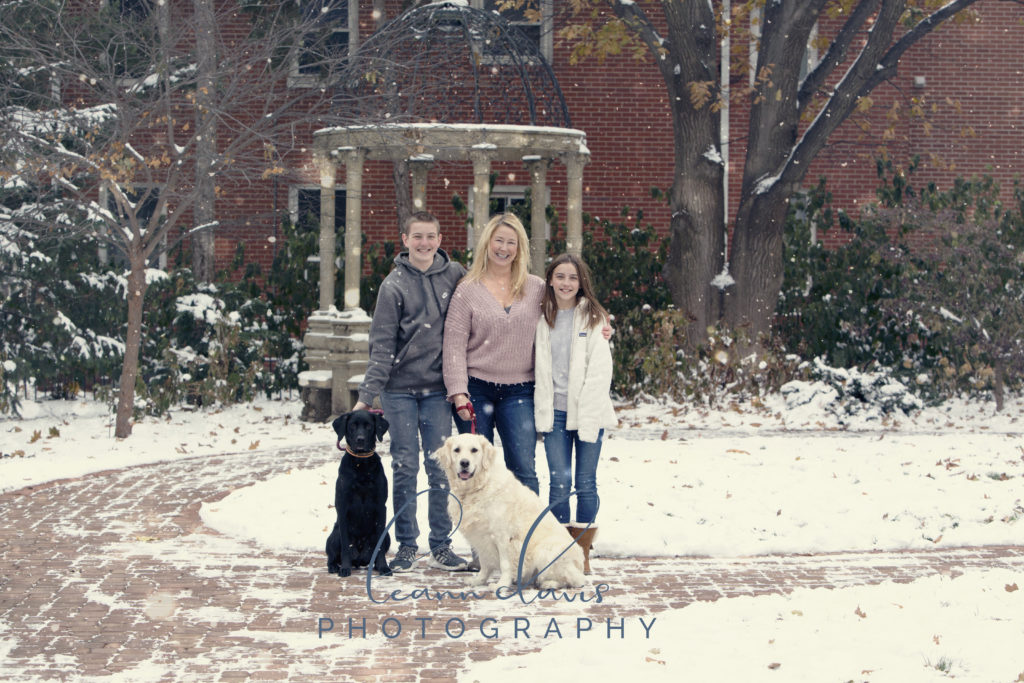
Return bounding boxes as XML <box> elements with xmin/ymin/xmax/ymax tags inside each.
<box><xmin>566</xmin><ymin>525</ymin><xmax>597</xmax><ymax>574</ymax></box>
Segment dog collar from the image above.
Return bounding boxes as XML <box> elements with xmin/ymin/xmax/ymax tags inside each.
<box><xmin>337</xmin><ymin>440</ymin><xmax>376</xmax><ymax>458</ymax></box>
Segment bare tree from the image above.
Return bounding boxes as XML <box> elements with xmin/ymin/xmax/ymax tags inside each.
<box><xmin>554</xmin><ymin>0</ymin><xmax>1010</xmax><ymax>348</ymax></box>
<box><xmin>0</xmin><ymin>0</ymin><xmax>350</xmax><ymax>436</ymax></box>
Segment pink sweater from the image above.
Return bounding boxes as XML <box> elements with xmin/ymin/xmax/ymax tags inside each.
<box><xmin>442</xmin><ymin>275</ymin><xmax>545</xmax><ymax>397</ymax></box>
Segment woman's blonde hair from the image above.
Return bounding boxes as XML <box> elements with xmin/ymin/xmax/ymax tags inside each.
<box><xmin>464</xmin><ymin>213</ymin><xmax>531</xmax><ymax>299</ymax></box>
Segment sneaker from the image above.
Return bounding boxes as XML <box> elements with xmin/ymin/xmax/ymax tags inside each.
<box><xmin>390</xmin><ymin>545</ymin><xmax>418</xmax><ymax>573</ymax></box>
<box><xmin>429</xmin><ymin>545</ymin><xmax>469</xmax><ymax>571</ymax></box>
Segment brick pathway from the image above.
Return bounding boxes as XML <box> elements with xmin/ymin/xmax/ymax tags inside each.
<box><xmin>2</xmin><ymin>446</ymin><xmax>1022</xmax><ymax>682</ymax></box>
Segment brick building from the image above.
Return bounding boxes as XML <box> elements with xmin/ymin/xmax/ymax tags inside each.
<box><xmin>212</xmin><ymin>1</ymin><xmax>1024</xmax><ymax>276</ymax></box>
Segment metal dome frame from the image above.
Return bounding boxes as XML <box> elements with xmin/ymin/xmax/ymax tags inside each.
<box><xmin>342</xmin><ymin>0</ymin><xmax>571</xmax><ymax>127</ymax></box>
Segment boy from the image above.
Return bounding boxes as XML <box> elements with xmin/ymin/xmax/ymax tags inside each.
<box><xmin>353</xmin><ymin>211</ymin><xmax>468</xmax><ymax>572</ymax></box>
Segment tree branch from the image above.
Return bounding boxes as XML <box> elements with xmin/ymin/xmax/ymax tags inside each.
<box><xmin>780</xmin><ymin>0</ymin><xmax>983</xmax><ymax>193</ymax></box>
<box><xmin>611</xmin><ymin>0</ymin><xmax>669</xmax><ymax>81</ymax></box>
<box><xmin>871</xmin><ymin>0</ymin><xmax>983</xmax><ymax>91</ymax></box>
<box><xmin>798</xmin><ymin>0</ymin><xmax>880</xmax><ymax>107</ymax></box>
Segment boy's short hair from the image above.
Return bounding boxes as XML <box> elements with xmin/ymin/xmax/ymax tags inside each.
<box><xmin>403</xmin><ymin>211</ymin><xmax>440</xmax><ymax>235</ymax></box>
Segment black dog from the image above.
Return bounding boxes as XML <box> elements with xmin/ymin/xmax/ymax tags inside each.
<box><xmin>325</xmin><ymin>409</ymin><xmax>392</xmax><ymax>577</ymax></box>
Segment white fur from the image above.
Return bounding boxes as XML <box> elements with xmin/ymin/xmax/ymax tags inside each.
<box><xmin>432</xmin><ymin>433</ymin><xmax>586</xmax><ymax>590</ymax></box>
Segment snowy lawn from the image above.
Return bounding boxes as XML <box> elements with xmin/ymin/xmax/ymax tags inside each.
<box><xmin>2</xmin><ymin>389</ymin><xmax>1023</xmax><ymax>681</ymax></box>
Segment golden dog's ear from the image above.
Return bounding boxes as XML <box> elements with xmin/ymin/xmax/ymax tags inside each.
<box><xmin>431</xmin><ymin>437</ymin><xmax>453</xmax><ymax>468</ymax></box>
<box><xmin>482</xmin><ymin>437</ymin><xmax>500</xmax><ymax>468</ymax></box>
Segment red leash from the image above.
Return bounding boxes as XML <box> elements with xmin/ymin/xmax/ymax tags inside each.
<box><xmin>461</xmin><ymin>401</ymin><xmax>477</xmax><ymax>434</ymax></box>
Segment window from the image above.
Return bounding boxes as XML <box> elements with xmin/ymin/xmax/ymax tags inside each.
<box><xmin>117</xmin><ymin>0</ymin><xmax>152</xmax><ymax>19</ymax></box>
<box><xmin>291</xmin><ymin>187</ymin><xmax>347</xmax><ymax>232</ymax></box>
<box><xmin>490</xmin><ymin>189</ymin><xmax>528</xmax><ymax>215</ymax></box>
<box><xmin>466</xmin><ymin>184</ymin><xmax>548</xmax><ymax>248</ymax></box>
<box><xmin>473</xmin><ymin>0</ymin><xmax>552</xmax><ymax>62</ymax></box>
<box><xmin>292</xmin><ymin>0</ymin><xmax>357</xmax><ymax>85</ymax></box>
<box><xmin>104</xmin><ymin>0</ymin><xmax>159</xmax><ymax>79</ymax></box>
<box><xmin>290</xmin><ymin>186</ymin><xmax>345</xmax><ymax>278</ymax></box>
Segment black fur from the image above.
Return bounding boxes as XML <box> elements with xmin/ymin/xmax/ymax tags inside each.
<box><xmin>325</xmin><ymin>410</ymin><xmax>392</xmax><ymax>577</ymax></box>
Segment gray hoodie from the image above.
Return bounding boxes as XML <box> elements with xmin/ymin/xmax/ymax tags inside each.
<box><xmin>357</xmin><ymin>248</ymin><xmax>466</xmax><ymax>404</ymax></box>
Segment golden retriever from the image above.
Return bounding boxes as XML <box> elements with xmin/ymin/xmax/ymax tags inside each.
<box><xmin>432</xmin><ymin>433</ymin><xmax>586</xmax><ymax>590</ymax></box>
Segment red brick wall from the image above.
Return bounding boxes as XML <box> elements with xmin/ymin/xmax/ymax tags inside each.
<box><xmin>203</xmin><ymin>1</ymin><xmax>1024</xmax><ymax>276</ymax></box>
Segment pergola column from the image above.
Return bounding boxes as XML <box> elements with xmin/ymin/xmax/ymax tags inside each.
<box><xmin>470</xmin><ymin>149</ymin><xmax>493</xmax><ymax>248</ymax></box>
<box><xmin>524</xmin><ymin>155</ymin><xmax>550</xmax><ymax>275</ymax></box>
<box><xmin>316</xmin><ymin>153</ymin><xmax>337</xmax><ymax>312</ymax></box>
<box><xmin>564</xmin><ymin>151</ymin><xmax>589</xmax><ymax>257</ymax></box>
<box><xmin>341</xmin><ymin>147</ymin><xmax>365</xmax><ymax>311</ymax></box>
<box><xmin>409</xmin><ymin>155</ymin><xmax>434</xmax><ymax>212</ymax></box>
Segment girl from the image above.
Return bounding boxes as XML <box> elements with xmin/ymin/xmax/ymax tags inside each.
<box><xmin>533</xmin><ymin>254</ymin><xmax>617</xmax><ymax>573</ymax></box>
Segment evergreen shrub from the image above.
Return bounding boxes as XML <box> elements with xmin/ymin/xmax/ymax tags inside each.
<box><xmin>777</xmin><ymin>160</ymin><xmax>1024</xmax><ymax>406</ymax></box>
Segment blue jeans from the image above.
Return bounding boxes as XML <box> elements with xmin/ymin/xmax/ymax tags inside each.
<box><xmin>543</xmin><ymin>410</ymin><xmax>602</xmax><ymax>524</ymax></box>
<box><xmin>452</xmin><ymin>376</ymin><xmax>539</xmax><ymax>494</ymax></box>
<box><xmin>380</xmin><ymin>390</ymin><xmax>455</xmax><ymax>552</ymax></box>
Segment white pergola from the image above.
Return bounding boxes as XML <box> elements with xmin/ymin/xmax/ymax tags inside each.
<box><xmin>311</xmin><ymin>122</ymin><xmax>590</xmax><ymax>312</ymax></box>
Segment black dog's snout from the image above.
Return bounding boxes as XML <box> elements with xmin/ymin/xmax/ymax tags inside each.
<box><xmin>459</xmin><ymin>459</ymin><xmax>470</xmax><ymax>469</ymax></box>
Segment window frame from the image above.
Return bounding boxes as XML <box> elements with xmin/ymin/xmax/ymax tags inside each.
<box><xmin>289</xmin><ymin>0</ymin><xmax>359</xmax><ymax>88</ymax></box>
<box><xmin>289</xmin><ymin>185</ymin><xmax>347</xmax><ymax>233</ymax></box>
<box><xmin>472</xmin><ymin>0</ymin><xmax>553</xmax><ymax>63</ymax></box>
<box><xmin>465</xmin><ymin>183</ymin><xmax>549</xmax><ymax>249</ymax></box>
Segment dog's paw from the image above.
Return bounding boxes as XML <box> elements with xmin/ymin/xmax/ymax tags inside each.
<box><xmin>339</xmin><ymin>568</ymin><xmax>352</xmax><ymax>577</ymax></box>
<box><xmin>467</xmin><ymin>574</ymin><xmax>489</xmax><ymax>587</ymax></box>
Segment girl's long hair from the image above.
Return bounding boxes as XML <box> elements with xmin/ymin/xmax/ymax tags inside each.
<box><xmin>462</xmin><ymin>213</ymin><xmax>530</xmax><ymax>300</ymax></box>
<box><xmin>542</xmin><ymin>253</ymin><xmax>608</xmax><ymax>329</ymax></box>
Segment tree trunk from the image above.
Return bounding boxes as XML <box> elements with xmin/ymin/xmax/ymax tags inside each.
<box><xmin>115</xmin><ymin>255</ymin><xmax>148</xmax><ymax>438</ymax></box>
<box><xmin>657</xmin><ymin>0</ymin><xmax>723</xmax><ymax>348</ymax></box>
<box><xmin>393</xmin><ymin>159</ymin><xmax>412</xmax><ymax>236</ymax></box>
<box><xmin>192</xmin><ymin>0</ymin><xmax>217</xmax><ymax>282</ymax></box>
<box><xmin>994</xmin><ymin>356</ymin><xmax>1006</xmax><ymax>412</ymax></box>
<box><xmin>723</xmin><ymin>191</ymin><xmax>790</xmax><ymax>341</ymax></box>
<box><xmin>664</xmin><ymin>158</ymin><xmax>724</xmax><ymax>347</ymax></box>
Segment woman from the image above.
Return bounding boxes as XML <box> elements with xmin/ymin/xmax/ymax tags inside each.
<box><xmin>442</xmin><ymin>213</ymin><xmax>544</xmax><ymax>493</ymax></box>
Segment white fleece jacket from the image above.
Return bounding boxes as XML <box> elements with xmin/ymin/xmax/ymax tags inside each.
<box><xmin>534</xmin><ymin>301</ymin><xmax>618</xmax><ymax>442</ymax></box>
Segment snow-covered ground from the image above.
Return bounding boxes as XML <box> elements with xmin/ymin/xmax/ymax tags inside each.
<box><xmin>2</xmin><ymin>389</ymin><xmax>1023</xmax><ymax>681</ymax></box>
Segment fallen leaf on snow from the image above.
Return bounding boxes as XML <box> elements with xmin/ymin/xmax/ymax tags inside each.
<box><xmin>854</xmin><ymin>606</ymin><xmax>867</xmax><ymax>618</ymax></box>
<box><xmin>1006</xmin><ymin>583</ymin><xmax>1019</xmax><ymax>593</ymax></box>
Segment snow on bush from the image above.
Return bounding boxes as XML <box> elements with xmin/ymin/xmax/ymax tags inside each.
<box><xmin>782</xmin><ymin>357</ymin><xmax>922</xmax><ymax>424</ymax></box>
